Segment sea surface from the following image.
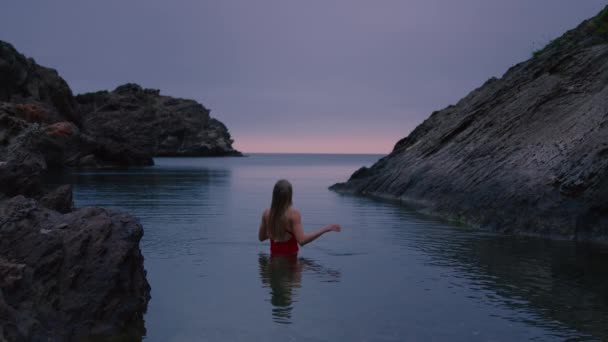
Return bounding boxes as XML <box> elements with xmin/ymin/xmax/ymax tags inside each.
<box><xmin>60</xmin><ymin>154</ymin><xmax>608</xmax><ymax>341</ymax></box>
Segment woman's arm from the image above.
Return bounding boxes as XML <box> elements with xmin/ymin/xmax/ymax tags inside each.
<box><xmin>258</xmin><ymin>210</ymin><xmax>269</xmax><ymax>242</ymax></box>
<box><xmin>290</xmin><ymin>210</ymin><xmax>341</xmax><ymax>246</ymax></box>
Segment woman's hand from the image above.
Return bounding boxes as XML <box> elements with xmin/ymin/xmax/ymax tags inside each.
<box><xmin>325</xmin><ymin>224</ymin><xmax>342</xmax><ymax>233</ymax></box>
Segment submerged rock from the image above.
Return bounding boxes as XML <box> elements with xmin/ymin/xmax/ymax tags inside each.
<box><xmin>0</xmin><ymin>196</ymin><xmax>150</xmax><ymax>341</ymax></box>
<box><xmin>331</xmin><ymin>6</ymin><xmax>608</xmax><ymax>242</ymax></box>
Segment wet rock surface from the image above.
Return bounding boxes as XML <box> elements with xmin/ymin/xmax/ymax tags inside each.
<box><xmin>0</xmin><ymin>111</ymin><xmax>151</xmax><ymax>341</ymax></box>
<box><xmin>331</xmin><ymin>7</ymin><xmax>608</xmax><ymax>242</ymax></box>
<box><xmin>0</xmin><ymin>196</ymin><xmax>150</xmax><ymax>341</ymax></box>
<box><xmin>0</xmin><ymin>41</ymin><xmax>159</xmax><ymax>340</ymax></box>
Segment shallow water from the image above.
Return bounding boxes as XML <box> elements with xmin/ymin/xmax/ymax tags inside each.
<box><xmin>59</xmin><ymin>154</ymin><xmax>608</xmax><ymax>341</ymax></box>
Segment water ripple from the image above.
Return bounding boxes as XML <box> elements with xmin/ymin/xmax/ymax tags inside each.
<box><xmin>52</xmin><ymin>155</ymin><xmax>608</xmax><ymax>342</ymax></box>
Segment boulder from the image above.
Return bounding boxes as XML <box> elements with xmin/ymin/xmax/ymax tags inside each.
<box><xmin>39</xmin><ymin>184</ymin><xmax>73</xmax><ymax>213</ymax></box>
<box><xmin>0</xmin><ymin>196</ymin><xmax>150</xmax><ymax>341</ymax></box>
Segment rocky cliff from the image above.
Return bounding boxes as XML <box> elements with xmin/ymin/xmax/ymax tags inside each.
<box><xmin>0</xmin><ymin>122</ymin><xmax>151</xmax><ymax>340</ymax></box>
<box><xmin>76</xmin><ymin>83</ymin><xmax>241</xmax><ymax>157</ymax></box>
<box><xmin>0</xmin><ymin>196</ymin><xmax>150</xmax><ymax>341</ymax></box>
<box><xmin>0</xmin><ymin>40</ymin><xmax>153</xmax><ymax>168</ymax></box>
<box><xmin>0</xmin><ymin>40</ymin><xmax>241</xmax><ymax>170</ymax></box>
<box><xmin>331</xmin><ymin>7</ymin><xmax>608</xmax><ymax>242</ymax></box>
<box><xmin>0</xmin><ymin>41</ymin><xmax>76</xmax><ymax>124</ymax></box>
<box><xmin>0</xmin><ymin>36</ymin><xmax>242</xmax><ymax>340</ymax></box>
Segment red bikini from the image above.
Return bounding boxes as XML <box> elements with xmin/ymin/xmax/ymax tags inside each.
<box><xmin>270</xmin><ymin>230</ymin><xmax>299</xmax><ymax>255</ymax></box>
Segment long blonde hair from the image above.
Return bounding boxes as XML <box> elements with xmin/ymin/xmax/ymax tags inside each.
<box><xmin>268</xmin><ymin>179</ymin><xmax>293</xmax><ymax>240</ymax></box>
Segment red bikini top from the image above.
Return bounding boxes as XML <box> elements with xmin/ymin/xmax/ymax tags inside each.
<box><xmin>270</xmin><ymin>229</ymin><xmax>299</xmax><ymax>255</ymax></box>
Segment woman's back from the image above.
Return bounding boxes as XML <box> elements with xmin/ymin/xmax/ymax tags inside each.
<box><xmin>264</xmin><ymin>208</ymin><xmax>299</xmax><ymax>255</ymax></box>
<box><xmin>258</xmin><ymin>179</ymin><xmax>341</xmax><ymax>255</ymax></box>
<box><xmin>270</xmin><ymin>233</ymin><xmax>299</xmax><ymax>255</ymax></box>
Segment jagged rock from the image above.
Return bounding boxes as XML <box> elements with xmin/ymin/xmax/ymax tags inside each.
<box><xmin>39</xmin><ymin>184</ymin><xmax>73</xmax><ymax>213</ymax></box>
<box><xmin>0</xmin><ymin>41</ymin><xmax>155</xmax><ymax>341</ymax></box>
<box><xmin>0</xmin><ymin>122</ymin><xmax>50</xmax><ymax>199</ymax></box>
<box><xmin>0</xmin><ymin>35</ymin><xmax>244</xmax><ymax>340</ymax></box>
<box><xmin>76</xmin><ymin>83</ymin><xmax>242</xmax><ymax>157</ymax></box>
<box><xmin>44</xmin><ymin>121</ymin><xmax>77</xmax><ymax>138</ymax></box>
<box><xmin>0</xmin><ymin>42</ymin><xmax>154</xmax><ymax>168</ymax></box>
<box><xmin>0</xmin><ymin>41</ymin><xmax>76</xmax><ymax>124</ymax></box>
<box><xmin>1</xmin><ymin>41</ymin><xmax>241</xmax><ymax>166</ymax></box>
<box><xmin>331</xmin><ymin>6</ymin><xmax>608</xmax><ymax>242</ymax></box>
<box><xmin>0</xmin><ymin>195</ymin><xmax>150</xmax><ymax>341</ymax></box>
<box><xmin>0</xmin><ymin>102</ymin><xmax>153</xmax><ymax>170</ymax></box>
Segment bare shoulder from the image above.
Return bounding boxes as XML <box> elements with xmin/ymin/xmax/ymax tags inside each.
<box><xmin>262</xmin><ymin>208</ymin><xmax>270</xmax><ymax>221</ymax></box>
<box><xmin>287</xmin><ymin>207</ymin><xmax>302</xmax><ymax>222</ymax></box>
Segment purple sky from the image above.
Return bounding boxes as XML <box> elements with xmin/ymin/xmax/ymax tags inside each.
<box><xmin>1</xmin><ymin>1</ymin><xmax>605</xmax><ymax>153</ymax></box>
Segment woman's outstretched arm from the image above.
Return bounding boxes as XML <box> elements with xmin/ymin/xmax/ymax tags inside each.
<box><xmin>290</xmin><ymin>210</ymin><xmax>341</xmax><ymax>246</ymax></box>
<box><xmin>258</xmin><ymin>210</ymin><xmax>269</xmax><ymax>242</ymax></box>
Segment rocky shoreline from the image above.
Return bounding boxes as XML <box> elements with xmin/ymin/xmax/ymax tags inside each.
<box><xmin>0</xmin><ymin>195</ymin><xmax>150</xmax><ymax>340</ymax></box>
<box><xmin>0</xmin><ymin>39</ymin><xmax>241</xmax><ymax>339</ymax></box>
<box><xmin>0</xmin><ymin>123</ymin><xmax>151</xmax><ymax>340</ymax></box>
<box><xmin>0</xmin><ymin>40</ymin><xmax>241</xmax><ymax>170</ymax></box>
<box><xmin>331</xmin><ymin>7</ymin><xmax>608</xmax><ymax>243</ymax></box>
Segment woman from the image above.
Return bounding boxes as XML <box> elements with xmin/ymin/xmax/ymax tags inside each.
<box><xmin>258</xmin><ymin>179</ymin><xmax>341</xmax><ymax>255</ymax></box>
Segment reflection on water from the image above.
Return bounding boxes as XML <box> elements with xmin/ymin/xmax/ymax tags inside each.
<box><xmin>345</xmin><ymin>196</ymin><xmax>608</xmax><ymax>340</ymax></box>
<box><xmin>258</xmin><ymin>254</ymin><xmax>341</xmax><ymax>324</ymax></box>
<box><xmin>54</xmin><ymin>155</ymin><xmax>608</xmax><ymax>341</ymax></box>
<box><xmin>425</xmin><ymin>234</ymin><xmax>608</xmax><ymax>339</ymax></box>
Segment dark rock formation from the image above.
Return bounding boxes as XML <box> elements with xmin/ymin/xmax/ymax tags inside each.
<box><xmin>0</xmin><ymin>41</ymin><xmax>153</xmax><ymax>168</ymax></box>
<box><xmin>0</xmin><ymin>113</ymin><xmax>57</xmax><ymax>198</ymax></box>
<box><xmin>0</xmin><ymin>196</ymin><xmax>150</xmax><ymax>341</ymax></box>
<box><xmin>0</xmin><ymin>34</ymin><xmax>238</xmax><ymax>341</ymax></box>
<box><xmin>39</xmin><ymin>184</ymin><xmax>73</xmax><ymax>213</ymax></box>
<box><xmin>1</xmin><ymin>40</ymin><xmax>241</xmax><ymax>170</ymax></box>
<box><xmin>0</xmin><ymin>41</ymin><xmax>76</xmax><ymax>124</ymax></box>
<box><xmin>0</xmin><ymin>108</ymin><xmax>151</xmax><ymax>340</ymax></box>
<box><xmin>1</xmin><ymin>41</ymin><xmax>152</xmax><ymax>340</ymax></box>
<box><xmin>331</xmin><ymin>7</ymin><xmax>608</xmax><ymax>242</ymax></box>
<box><xmin>76</xmin><ymin>83</ymin><xmax>242</xmax><ymax>157</ymax></box>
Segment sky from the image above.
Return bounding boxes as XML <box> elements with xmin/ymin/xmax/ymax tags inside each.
<box><xmin>1</xmin><ymin>1</ymin><xmax>605</xmax><ymax>154</ymax></box>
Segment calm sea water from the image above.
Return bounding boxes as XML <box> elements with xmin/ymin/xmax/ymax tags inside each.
<box><xmin>58</xmin><ymin>154</ymin><xmax>608</xmax><ymax>341</ymax></box>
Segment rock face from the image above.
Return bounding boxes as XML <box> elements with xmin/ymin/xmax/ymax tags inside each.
<box><xmin>0</xmin><ymin>40</ymin><xmax>241</xmax><ymax>170</ymax></box>
<box><xmin>0</xmin><ymin>41</ymin><xmax>76</xmax><ymax>124</ymax></box>
<box><xmin>76</xmin><ymin>84</ymin><xmax>241</xmax><ymax>156</ymax></box>
<box><xmin>0</xmin><ymin>113</ymin><xmax>151</xmax><ymax>340</ymax></box>
<box><xmin>1</xmin><ymin>41</ymin><xmax>152</xmax><ymax>340</ymax></box>
<box><xmin>76</xmin><ymin>83</ymin><xmax>242</xmax><ymax>157</ymax></box>
<box><xmin>0</xmin><ymin>37</ymin><xmax>241</xmax><ymax>340</ymax></box>
<box><xmin>331</xmin><ymin>7</ymin><xmax>608</xmax><ymax>242</ymax></box>
<box><xmin>0</xmin><ymin>41</ymin><xmax>153</xmax><ymax>168</ymax></box>
<box><xmin>0</xmin><ymin>196</ymin><xmax>150</xmax><ymax>341</ymax></box>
